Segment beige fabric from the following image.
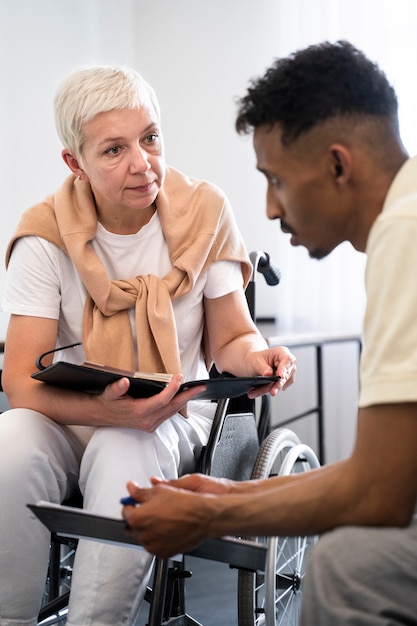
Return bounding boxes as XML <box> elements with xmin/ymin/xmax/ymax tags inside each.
<box><xmin>359</xmin><ymin>156</ymin><xmax>417</xmax><ymax>407</ymax></box>
<box><xmin>6</xmin><ymin>166</ymin><xmax>252</xmax><ymax>373</ymax></box>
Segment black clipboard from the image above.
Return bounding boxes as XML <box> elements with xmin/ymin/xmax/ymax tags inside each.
<box><xmin>27</xmin><ymin>501</ymin><xmax>267</xmax><ymax>572</ymax></box>
<box><xmin>31</xmin><ymin>362</ymin><xmax>279</xmax><ymax>401</ymax></box>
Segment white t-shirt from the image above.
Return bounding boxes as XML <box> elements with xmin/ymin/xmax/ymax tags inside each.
<box><xmin>2</xmin><ymin>211</ymin><xmax>243</xmax><ymax>383</ymax></box>
<box><xmin>359</xmin><ymin>156</ymin><xmax>417</xmax><ymax>407</ymax></box>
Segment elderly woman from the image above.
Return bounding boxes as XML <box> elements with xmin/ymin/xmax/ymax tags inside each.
<box><xmin>0</xmin><ymin>65</ymin><xmax>295</xmax><ymax>625</ymax></box>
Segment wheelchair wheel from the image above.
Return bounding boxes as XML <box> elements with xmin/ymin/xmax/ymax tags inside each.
<box><xmin>237</xmin><ymin>428</ymin><xmax>320</xmax><ymax>626</ymax></box>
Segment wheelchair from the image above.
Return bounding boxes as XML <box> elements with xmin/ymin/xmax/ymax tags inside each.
<box><xmin>0</xmin><ymin>252</ymin><xmax>321</xmax><ymax>626</ymax></box>
<box><xmin>143</xmin><ymin>404</ymin><xmax>320</xmax><ymax>626</ymax></box>
<box><xmin>34</xmin><ymin>397</ymin><xmax>319</xmax><ymax>626</ymax></box>
<box><xmin>35</xmin><ymin>405</ymin><xmax>319</xmax><ymax>626</ymax></box>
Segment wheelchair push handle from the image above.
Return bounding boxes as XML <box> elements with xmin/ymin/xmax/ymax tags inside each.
<box><xmin>249</xmin><ymin>251</ymin><xmax>281</xmax><ymax>286</ymax></box>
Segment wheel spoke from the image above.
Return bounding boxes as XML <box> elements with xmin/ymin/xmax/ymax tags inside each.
<box><xmin>237</xmin><ymin>429</ymin><xmax>320</xmax><ymax>626</ymax></box>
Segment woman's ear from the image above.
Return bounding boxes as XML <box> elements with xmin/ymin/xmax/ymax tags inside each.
<box><xmin>61</xmin><ymin>150</ymin><xmax>86</xmax><ymax>180</ymax></box>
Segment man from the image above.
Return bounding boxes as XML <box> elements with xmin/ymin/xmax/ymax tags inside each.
<box><xmin>123</xmin><ymin>41</ymin><xmax>417</xmax><ymax>624</ymax></box>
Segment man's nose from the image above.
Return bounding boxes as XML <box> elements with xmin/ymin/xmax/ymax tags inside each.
<box><xmin>266</xmin><ymin>189</ymin><xmax>283</xmax><ymax>220</ymax></box>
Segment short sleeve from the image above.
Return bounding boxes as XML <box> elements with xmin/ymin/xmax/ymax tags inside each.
<box><xmin>2</xmin><ymin>237</ymin><xmax>61</xmax><ymax>319</ymax></box>
<box><xmin>359</xmin><ymin>210</ymin><xmax>417</xmax><ymax>406</ymax></box>
<box><xmin>203</xmin><ymin>260</ymin><xmax>244</xmax><ymax>299</ymax></box>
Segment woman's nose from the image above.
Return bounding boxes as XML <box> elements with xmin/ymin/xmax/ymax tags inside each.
<box><xmin>130</xmin><ymin>145</ymin><xmax>151</xmax><ymax>172</ymax></box>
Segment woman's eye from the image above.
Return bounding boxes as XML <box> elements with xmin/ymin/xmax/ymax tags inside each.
<box><xmin>105</xmin><ymin>146</ymin><xmax>121</xmax><ymax>156</ymax></box>
<box><xmin>145</xmin><ymin>133</ymin><xmax>159</xmax><ymax>144</ymax></box>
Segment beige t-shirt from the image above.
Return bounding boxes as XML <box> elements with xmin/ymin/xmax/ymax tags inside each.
<box><xmin>359</xmin><ymin>156</ymin><xmax>417</xmax><ymax>407</ymax></box>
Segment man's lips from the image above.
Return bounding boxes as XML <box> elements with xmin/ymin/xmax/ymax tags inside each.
<box><xmin>280</xmin><ymin>221</ymin><xmax>295</xmax><ymax>235</ymax></box>
<box><xmin>280</xmin><ymin>221</ymin><xmax>300</xmax><ymax>245</ymax></box>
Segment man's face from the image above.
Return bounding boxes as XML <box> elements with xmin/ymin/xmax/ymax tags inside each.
<box><xmin>253</xmin><ymin>123</ymin><xmax>349</xmax><ymax>259</ymax></box>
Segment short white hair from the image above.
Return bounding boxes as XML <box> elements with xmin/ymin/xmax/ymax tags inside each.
<box><xmin>54</xmin><ymin>65</ymin><xmax>161</xmax><ymax>160</ymax></box>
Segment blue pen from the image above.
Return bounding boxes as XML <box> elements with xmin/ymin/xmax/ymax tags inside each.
<box><xmin>120</xmin><ymin>495</ymin><xmax>139</xmax><ymax>506</ymax></box>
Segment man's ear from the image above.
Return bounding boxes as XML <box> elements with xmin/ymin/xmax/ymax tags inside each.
<box><xmin>329</xmin><ymin>144</ymin><xmax>351</xmax><ymax>183</ymax></box>
<box><xmin>61</xmin><ymin>150</ymin><xmax>87</xmax><ymax>180</ymax></box>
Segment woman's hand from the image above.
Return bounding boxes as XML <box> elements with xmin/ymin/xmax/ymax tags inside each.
<box><xmin>246</xmin><ymin>345</ymin><xmax>297</xmax><ymax>397</ymax></box>
<box><xmin>98</xmin><ymin>374</ymin><xmax>206</xmax><ymax>432</ymax></box>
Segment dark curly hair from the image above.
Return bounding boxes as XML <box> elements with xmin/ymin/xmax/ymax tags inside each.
<box><xmin>235</xmin><ymin>40</ymin><xmax>399</xmax><ymax>145</ymax></box>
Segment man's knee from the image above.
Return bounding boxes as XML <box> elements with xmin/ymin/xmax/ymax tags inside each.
<box><xmin>305</xmin><ymin>526</ymin><xmax>365</xmax><ymax>588</ymax></box>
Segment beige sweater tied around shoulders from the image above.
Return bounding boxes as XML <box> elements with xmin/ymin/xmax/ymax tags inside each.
<box><xmin>6</xmin><ymin>166</ymin><xmax>252</xmax><ymax>375</ymax></box>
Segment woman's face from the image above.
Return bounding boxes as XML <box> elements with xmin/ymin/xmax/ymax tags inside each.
<box><xmin>76</xmin><ymin>106</ymin><xmax>165</xmax><ymax>230</ymax></box>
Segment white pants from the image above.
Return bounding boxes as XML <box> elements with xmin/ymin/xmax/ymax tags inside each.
<box><xmin>0</xmin><ymin>403</ymin><xmax>213</xmax><ymax>626</ymax></box>
<box><xmin>300</xmin><ymin>523</ymin><xmax>417</xmax><ymax>625</ymax></box>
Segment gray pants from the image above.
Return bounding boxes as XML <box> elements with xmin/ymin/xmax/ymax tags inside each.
<box><xmin>300</xmin><ymin>523</ymin><xmax>417</xmax><ymax>625</ymax></box>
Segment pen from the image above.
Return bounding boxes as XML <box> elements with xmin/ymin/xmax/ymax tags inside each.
<box><xmin>120</xmin><ymin>495</ymin><xmax>139</xmax><ymax>506</ymax></box>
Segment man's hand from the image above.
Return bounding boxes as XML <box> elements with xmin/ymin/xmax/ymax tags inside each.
<box><xmin>122</xmin><ymin>480</ymin><xmax>216</xmax><ymax>558</ymax></box>
<box><xmin>150</xmin><ymin>473</ymin><xmax>236</xmax><ymax>495</ymax></box>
